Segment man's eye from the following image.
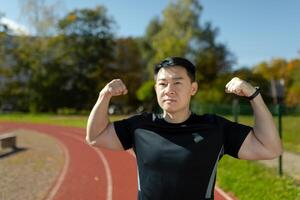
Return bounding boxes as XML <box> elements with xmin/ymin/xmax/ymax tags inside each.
<box><xmin>175</xmin><ymin>82</ymin><xmax>181</xmax><ymax>84</ymax></box>
<box><xmin>159</xmin><ymin>83</ymin><xmax>167</xmax><ymax>86</ymax></box>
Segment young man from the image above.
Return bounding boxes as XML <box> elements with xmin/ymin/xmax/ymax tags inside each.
<box><xmin>86</xmin><ymin>57</ymin><xmax>282</xmax><ymax>200</ymax></box>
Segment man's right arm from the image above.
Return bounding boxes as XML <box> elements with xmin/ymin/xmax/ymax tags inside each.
<box><xmin>86</xmin><ymin>79</ymin><xmax>128</xmax><ymax>150</ymax></box>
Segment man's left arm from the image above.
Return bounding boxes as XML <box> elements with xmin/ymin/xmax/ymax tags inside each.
<box><xmin>225</xmin><ymin>77</ymin><xmax>283</xmax><ymax>160</ymax></box>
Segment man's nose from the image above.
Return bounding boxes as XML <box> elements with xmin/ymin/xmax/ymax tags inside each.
<box><xmin>165</xmin><ymin>84</ymin><xmax>175</xmax><ymax>95</ymax></box>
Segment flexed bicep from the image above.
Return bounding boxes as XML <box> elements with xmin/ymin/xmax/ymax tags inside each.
<box><xmin>238</xmin><ymin>129</ymin><xmax>280</xmax><ymax>160</ymax></box>
<box><xmin>87</xmin><ymin>123</ymin><xmax>124</xmax><ymax>151</ymax></box>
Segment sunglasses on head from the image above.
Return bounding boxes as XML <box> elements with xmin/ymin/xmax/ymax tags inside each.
<box><xmin>157</xmin><ymin>59</ymin><xmax>175</xmax><ymax>68</ymax></box>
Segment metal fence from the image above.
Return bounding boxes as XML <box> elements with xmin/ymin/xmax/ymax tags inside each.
<box><xmin>191</xmin><ymin>101</ymin><xmax>300</xmax><ymax>116</ymax></box>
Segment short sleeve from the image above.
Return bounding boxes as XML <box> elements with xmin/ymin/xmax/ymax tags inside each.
<box><xmin>216</xmin><ymin>115</ymin><xmax>252</xmax><ymax>158</ymax></box>
<box><xmin>113</xmin><ymin>114</ymin><xmax>143</xmax><ymax>150</ymax></box>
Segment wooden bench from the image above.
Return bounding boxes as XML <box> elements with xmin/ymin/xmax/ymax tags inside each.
<box><xmin>0</xmin><ymin>133</ymin><xmax>17</xmax><ymax>151</ymax></box>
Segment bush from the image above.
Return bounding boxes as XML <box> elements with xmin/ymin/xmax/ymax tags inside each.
<box><xmin>56</xmin><ymin>107</ymin><xmax>77</xmax><ymax>115</ymax></box>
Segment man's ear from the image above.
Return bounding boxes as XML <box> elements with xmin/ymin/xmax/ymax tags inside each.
<box><xmin>191</xmin><ymin>82</ymin><xmax>198</xmax><ymax>96</ymax></box>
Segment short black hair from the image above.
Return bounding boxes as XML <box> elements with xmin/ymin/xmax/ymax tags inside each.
<box><xmin>154</xmin><ymin>57</ymin><xmax>196</xmax><ymax>82</ymax></box>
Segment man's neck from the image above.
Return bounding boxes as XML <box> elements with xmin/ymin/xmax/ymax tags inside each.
<box><xmin>163</xmin><ymin>110</ymin><xmax>192</xmax><ymax>123</ymax></box>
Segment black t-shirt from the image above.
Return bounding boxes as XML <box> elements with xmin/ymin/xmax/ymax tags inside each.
<box><xmin>114</xmin><ymin>112</ymin><xmax>251</xmax><ymax>200</ymax></box>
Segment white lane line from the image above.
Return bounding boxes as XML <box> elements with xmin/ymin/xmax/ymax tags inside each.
<box><xmin>215</xmin><ymin>186</ymin><xmax>234</xmax><ymax>200</ymax></box>
<box><xmin>94</xmin><ymin>148</ymin><xmax>113</xmax><ymax>200</ymax></box>
<box><xmin>57</xmin><ymin>130</ymin><xmax>113</xmax><ymax>200</ymax></box>
<box><xmin>43</xmin><ymin>135</ymin><xmax>70</xmax><ymax>200</ymax></box>
<box><xmin>127</xmin><ymin>149</ymin><xmax>136</xmax><ymax>158</ymax></box>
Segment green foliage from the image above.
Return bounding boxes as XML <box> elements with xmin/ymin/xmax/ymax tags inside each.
<box><xmin>108</xmin><ymin>38</ymin><xmax>144</xmax><ymax>108</ymax></box>
<box><xmin>141</xmin><ymin>0</ymin><xmax>233</xmax><ymax>84</ymax></box>
<box><xmin>218</xmin><ymin>156</ymin><xmax>300</xmax><ymax>200</ymax></box>
<box><xmin>137</xmin><ymin>17</ymin><xmax>162</xmax><ymax>76</ymax></box>
<box><xmin>3</xmin><ymin>0</ymin><xmax>300</xmax><ymax>114</ymax></box>
<box><xmin>56</xmin><ymin>107</ymin><xmax>77</xmax><ymax>115</ymax></box>
<box><xmin>1</xmin><ymin>6</ymin><xmax>116</xmax><ymax>112</ymax></box>
<box><xmin>194</xmin><ymin>87</ymin><xmax>224</xmax><ymax>104</ymax></box>
<box><xmin>194</xmin><ymin>22</ymin><xmax>234</xmax><ymax>83</ymax></box>
<box><xmin>252</xmin><ymin>58</ymin><xmax>300</xmax><ymax>107</ymax></box>
<box><xmin>233</xmin><ymin>67</ymin><xmax>272</xmax><ymax>103</ymax></box>
<box><xmin>1</xmin><ymin>5</ymin><xmax>147</xmax><ymax>113</ymax></box>
<box><xmin>58</xmin><ymin>6</ymin><xmax>115</xmax><ymax>38</ymax></box>
<box><xmin>136</xmin><ymin>80</ymin><xmax>159</xmax><ymax>112</ymax></box>
<box><xmin>149</xmin><ymin>0</ymin><xmax>202</xmax><ymax>64</ymax></box>
<box><xmin>253</xmin><ymin>58</ymin><xmax>288</xmax><ymax>81</ymax></box>
<box><xmin>136</xmin><ymin>80</ymin><xmax>155</xmax><ymax>102</ymax></box>
<box><xmin>286</xmin><ymin>59</ymin><xmax>300</xmax><ymax>106</ymax></box>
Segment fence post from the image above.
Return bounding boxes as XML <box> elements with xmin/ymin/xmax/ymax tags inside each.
<box><xmin>232</xmin><ymin>98</ymin><xmax>239</xmax><ymax>123</ymax></box>
<box><xmin>277</xmin><ymin>104</ymin><xmax>283</xmax><ymax>176</ymax></box>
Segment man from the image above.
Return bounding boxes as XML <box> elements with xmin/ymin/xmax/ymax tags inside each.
<box><xmin>86</xmin><ymin>57</ymin><xmax>282</xmax><ymax>200</ymax></box>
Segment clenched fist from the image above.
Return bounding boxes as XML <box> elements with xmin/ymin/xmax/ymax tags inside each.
<box><xmin>101</xmin><ymin>79</ymin><xmax>128</xmax><ymax>97</ymax></box>
<box><xmin>225</xmin><ymin>77</ymin><xmax>256</xmax><ymax>97</ymax></box>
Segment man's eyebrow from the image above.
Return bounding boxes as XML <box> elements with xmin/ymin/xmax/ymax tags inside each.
<box><xmin>157</xmin><ymin>77</ymin><xmax>183</xmax><ymax>81</ymax></box>
<box><xmin>173</xmin><ymin>77</ymin><xmax>183</xmax><ymax>80</ymax></box>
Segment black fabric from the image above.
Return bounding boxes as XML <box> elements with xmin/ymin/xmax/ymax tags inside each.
<box><xmin>217</xmin><ymin>116</ymin><xmax>253</xmax><ymax>158</ymax></box>
<box><xmin>113</xmin><ymin>112</ymin><xmax>251</xmax><ymax>200</ymax></box>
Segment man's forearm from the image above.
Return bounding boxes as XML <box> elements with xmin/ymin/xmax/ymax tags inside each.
<box><xmin>86</xmin><ymin>91</ymin><xmax>111</xmax><ymax>143</ymax></box>
<box><xmin>250</xmin><ymin>94</ymin><xmax>283</xmax><ymax>155</ymax></box>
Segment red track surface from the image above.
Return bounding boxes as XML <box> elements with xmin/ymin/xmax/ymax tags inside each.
<box><xmin>0</xmin><ymin>122</ymin><xmax>235</xmax><ymax>200</ymax></box>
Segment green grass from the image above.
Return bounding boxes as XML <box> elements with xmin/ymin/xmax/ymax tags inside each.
<box><xmin>279</xmin><ymin>116</ymin><xmax>300</xmax><ymax>154</ymax></box>
<box><xmin>218</xmin><ymin>156</ymin><xmax>300</xmax><ymax>200</ymax></box>
<box><xmin>1</xmin><ymin>113</ymin><xmax>300</xmax><ymax>199</ymax></box>
<box><xmin>226</xmin><ymin>115</ymin><xmax>300</xmax><ymax>154</ymax></box>
<box><xmin>0</xmin><ymin>113</ymin><xmax>86</xmax><ymax>127</ymax></box>
<box><xmin>0</xmin><ymin>113</ymin><xmax>126</xmax><ymax>128</ymax></box>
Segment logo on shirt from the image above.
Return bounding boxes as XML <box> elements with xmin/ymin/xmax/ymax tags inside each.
<box><xmin>192</xmin><ymin>133</ymin><xmax>204</xmax><ymax>143</ymax></box>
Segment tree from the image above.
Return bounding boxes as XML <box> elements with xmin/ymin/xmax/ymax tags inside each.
<box><xmin>137</xmin><ymin>17</ymin><xmax>162</xmax><ymax>76</ymax></box>
<box><xmin>0</xmin><ymin>13</ymin><xmax>24</xmax><ymax>111</ymax></box>
<box><xmin>285</xmin><ymin>59</ymin><xmax>300</xmax><ymax>106</ymax></box>
<box><xmin>18</xmin><ymin>0</ymin><xmax>62</xmax><ymax>36</ymax></box>
<box><xmin>253</xmin><ymin>58</ymin><xmax>288</xmax><ymax>81</ymax></box>
<box><xmin>109</xmin><ymin>37</ymin><xmax>144</xmax><ymax>112</ymax></box>
<box><xmin>137</xmin><ymin>0</ymin><xmax>234</xmax><ymax>107</ymax></box>
<box><xmin>252</xmin><ymin>58</ymin><xmax>290</xmax><ymax>104</ymax></box>
<box><xmin>55</xmin><ymin>6</ymin><xmax>116</xmax><ymax>111</ymax></box>
<box><xmin>142</xmin><ymin>0</ymin><xmax>233</xmax><ymax>82</ymax></box>
<box><xmin>1</xmin><ymin>6</ymin><xmax>117</xmax><ymax>112</ymax></box>
<box><xmin>194</xmin><ymin>22</ymin><xmax>235</xmax><ymax>83</ymax></box>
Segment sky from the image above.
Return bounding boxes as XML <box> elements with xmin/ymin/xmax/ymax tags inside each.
<box><xmin>1</xmin><ymin>0</ymin><xmax>300</xmax><ymax>69</ymax></box>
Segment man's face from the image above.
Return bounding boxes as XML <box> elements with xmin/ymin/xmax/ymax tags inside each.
<box><xmin>154</xmin><ymin>66</ymin><xmax>198</xmax><ymax>114</ymax></box>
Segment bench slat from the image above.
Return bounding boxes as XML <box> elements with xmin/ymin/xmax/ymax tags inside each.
<box><xmin>0</xmin><ymin>133</ymin><xmax>17</xmax><ymax>150</ymax></box>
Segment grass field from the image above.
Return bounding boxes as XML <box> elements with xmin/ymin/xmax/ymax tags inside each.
<box><xmin>0</xmin><ymin>113</ymin><xmax>300</xmax><ymax>199</ymax></box>
<box><xmin>217</xmin><ymin>156</ymin><xmax>300</xmax><ymax>200</ymax></box>
<box><xmin>0</xmin><ymin>113</ymin><xmax>126</xmax><ymax>129</ymax></box>
<box><xmin>230</xmin><ymin>115</ymin><xmax>300</xmax><ymax>154</ymax></box>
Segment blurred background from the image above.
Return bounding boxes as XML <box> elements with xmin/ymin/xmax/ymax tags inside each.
<box><xmin>0</xmin><ymin>0</ymin><xmax>300</xmax><ymax>114</ymax></box>
<box><xmin>1</xmin><ymin>1</ymin><xmax>300</xmax><ymax>199</ymax></box>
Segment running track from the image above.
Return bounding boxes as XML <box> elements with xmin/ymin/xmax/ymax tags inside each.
<box><xmin>0</xmin><ymin>122</ymin><xmax>235</xmax><ymax>200</ymax></box>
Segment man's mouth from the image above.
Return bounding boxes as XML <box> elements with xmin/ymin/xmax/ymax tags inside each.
<box><xmin>163</xmin><ymin>99</ymin><xmax>176</xmax><ymax>103</ymax></box>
